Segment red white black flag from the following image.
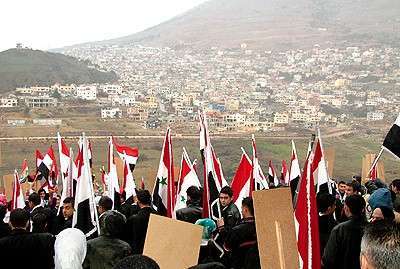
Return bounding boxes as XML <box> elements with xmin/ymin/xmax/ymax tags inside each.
<box><xmin>152</xmin><ymin>128</ymin><xmax>175</xmax><ymax>218</ymax></box>
<box><xmin>251</xmin><ymin>135</ymin><xmax>268</xmax><ymax>192</ymax></box>
<box><xmin>289</xmin><ymin>140</ymin><xmax>301</xmax><ymax>201</ymax></box>
<box><xmin>11</xmin><ymin>170</ymin><xmax>25</xmax><ymax>210</ymax></box>
<box><xmin>231</xmin><ymin>149</ymin><xmax>252</xmax><ymax>212</ymax></box>
<box><xmin>294</xmin><ymin>153</ymin><xmax>321</xmax><ymax>269</ymax></box>
<box><xmin>382</xmin><ymin>114</ymin><xmax>400</xmax><ymax>159</ymax></box>
<box><xmin>199</xmin><ymin>111</ymin><xmax>221</xmax><ymax>220</ymax></box>
<box><xmin>73</xmin><ymin>135</ymin><xmax>99</xmax><ymax>237</ymax></box>
<box><xmin>175</xmin><ymin>147</ymin><xmax>201</xmax><ymax>211</ymax></box>
<box><xmin>113</xmin><ymin>137</ymin><xmax>139</xmax><ymax>171</ymax></box>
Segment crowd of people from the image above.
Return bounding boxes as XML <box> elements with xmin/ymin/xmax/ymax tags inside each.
<box><xmin>0</xmin><ymin>176</ymin><xmax>399</xmax><ymax>269</ymax></box>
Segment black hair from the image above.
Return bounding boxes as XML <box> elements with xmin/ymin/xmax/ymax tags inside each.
<box><xmin>220</xmin><ymin>186</ymin><xmax>233</xmax><ymax>198</ymax></box>
<box><xmin>391</xmin><ymin>179</ymin><xmax>400</xmax><ymax>190</ymax></box>
<box><xmin>100</xmin><ymin>210</ymin><xmax>126</xmax><ymax>238</ymax></box>
<box><xmin>28</xmin><ymin>192</ymin><xmax>41</xmax><ymax>206</ymax></box>
<box><xmin>99</xmin><ymin>196</ymin><xmax>113</xmax><ymax>211</ymax></box>
<box><xmin>113</xmin><ymin>255</ymin><xmax>160</xmax><ymax>269</ymax></box>
<box><xmin>242</xmin><ymin>197</ymin><xmax>254</xmax><ymax>216</ymax></box>
<box><xmin>136</xmin><ymin>190</ymin><xmax>152</xmax><ymax>205</ymax></box>
<box><xmin>187</xmin><ymin>186</ymin><xmax>201</xmax><ymax>201</ymax></box>
<box><xmin>317</xmin><ymin>193</ymin><xmax>336</xmax><ymax>213</ymax></box>
<box><xmin>38</xmin><ymin>188</ymin><xmax>46</xmax><ymax>195</ymax></box>
<box><xmin>63</xmin><ymin>197</ymin><xmax>75</xmax><ymax>206</ymax></box>
<box><xmin>347</xmin><ymin>181</ymin><xmax>361</xmax><ymax>193</ymax></box>
<box><xmin>10</xmin><ymin>208</ymin><xmax>30</xmax><ymax>228</ymax></box>
<box><xmin>345</xmin><ymin>194</ymin><xmax>366</xmax><ymax>217</ymax></box>
<box><xmin>32</xmin><ymin>212</ymin><xmax>49</xmax><ymax>233</ymax></box>
<box><xmin>338</xmin><ymin>181</ymin><xmax>346</xmax><ymax>185</ymax></box>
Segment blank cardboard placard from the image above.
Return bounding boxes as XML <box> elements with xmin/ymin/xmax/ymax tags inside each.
<box><xmin>325</xmin><ymin>147</ymin><xmax>336</xmax><ymax>178</ymax></box>
<box><xmin>362</xmin><ymin>153</ymin><xmax>385</xmax><ymax>183</ymax></box>
<box><xmin>2</xmin><ymin>174</ymin><xmax>14</xmax><ymax>200</ymax></box>
<box><xmin>143</xmin><ymin>214</ymin><xmax>202</xmax><ymax>269</ymax></box>
<box><xmin>253</xmin><ymin>188</ymin><xmax>299</xmax><ymax>269</ymax></box>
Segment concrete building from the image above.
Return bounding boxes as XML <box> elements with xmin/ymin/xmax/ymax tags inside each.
<box><xmin>77</xmin><ymin>85</ymin><xmax>97</xmax><ymax>101</ymax></box>
<box><xmin>101</xmin><ymin>107</ymin><xmax>122</xmax><ymax>119</ymax></box>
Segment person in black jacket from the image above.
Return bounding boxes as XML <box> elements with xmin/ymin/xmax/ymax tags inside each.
<box><xmin>124</xmin><ymin>190</ymin><xmax>157</xmax><ymax>254</ymax></box>
<box><xmin>316</xmin><ymin>193</ymin><xmax>338</xmax><ymax>256</ymax></box>
<box><xmin>119</xmin><ymin>191</ymin><xmax>140</xmax><ymax>219</ymax></box>
<box><xmin>216</xmin><ymin>186</ymin><xmax>241</xmax><ymax>245</ymax></box>
<box><xmin>0</xmin><ymin>204</ymin><xmax>10</xmax><ymax>239</ymax></box>
<box><xmin>222</xmin><ymin>197</ymin><xmax>260</xmax><ymax>269</ymax></box>
<box><xmin>322</xmin><ymin>194</ymin><xmax>367</xmax><ymax>269</ymax></box>
<box><xmin>28</xmin><ymin>192</ymin><xmax>44</xmax><ymax>218</ymax></box>
<box><xmin>176</xmin><ymin>186</ymin><xmax>203</xmax><ymax>224</ymax></box>
<box><xmin>0</xmin><ymin>208</ymin><xmax>55</xmax><ymax>269</ymax></box>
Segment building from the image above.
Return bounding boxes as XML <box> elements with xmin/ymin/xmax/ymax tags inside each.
<box><xmin>0</xmin><ymin>97</ymin><xmax>18</xmax><ymax>107</ymax></box>
<box><xmin>126</xmin><ymin>107</ymin><xmax>149</xmax><ymax>121</ymax></box>
<box><xmin>273</xmin><ymin>113</ymin><xmax>289</xmax><ymax>125</ymax></box>
<box><xmin>101</xmin><ymin>84</ymin><xmax>123</xmax><ymax>96</ymax></box>
<box><xmin>367</xmin><ymin>112</ymin><xmax>384</xmax><ymax>121</ymax></box>
<box><xmin>24</xmin><ymin>96</ymin><xmax>57</xmax><ymax>108</ymax></box>
<box><xmin>77</xmin><ymin>85</ymin><xmax>97</xmax><ymax>101</ymax></box>
<box><xmin>101</xmin><ymin>108</ymin><xmax>122</xmax><ymax>119</ymax></box>
<box><xmin>32</xmin><ymin>119</ymin><xmax>62</xmax><ymax>126</ymax></box>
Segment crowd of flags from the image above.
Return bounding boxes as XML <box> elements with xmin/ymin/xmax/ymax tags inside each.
<box><xmin>7</xmin><ymin>111</ymin><xmax>400</xmax><ymax>269</ymax></box>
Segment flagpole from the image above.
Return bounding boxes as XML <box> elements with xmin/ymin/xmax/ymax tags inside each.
<box><xmin>368</xmin><ymin>147</ymin><xmax>384</xmax><ymax>177</ymax></box>
<box><xmin>82</xmin><ymin>132</ymin><xmax>100</xmax><ymax>235</ymax></box>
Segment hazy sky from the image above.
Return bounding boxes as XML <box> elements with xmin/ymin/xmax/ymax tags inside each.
<box><xmin>0</xmin><ymin>0</ymin><xmax>207</xmax><ymax>52</ymax></box>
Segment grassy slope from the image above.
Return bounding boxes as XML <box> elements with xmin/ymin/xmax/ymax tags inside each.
<box><xmin>0</xmin><ymin>49</ymin><xmax>117</xmax><ymax>92</ymax></box>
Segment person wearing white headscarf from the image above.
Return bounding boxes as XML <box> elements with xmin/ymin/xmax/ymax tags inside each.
<box><xmin>55</xmin><ymin>228</ymin><xmax>87</xmax><ymax>269</ymax></box>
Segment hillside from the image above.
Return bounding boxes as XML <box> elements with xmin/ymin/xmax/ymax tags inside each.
<box><xmin>72</xmin><ymin>0</ymin><xmax>400</xmax><ymax>50</ymax></box>
<box><xmin>0</xmin><ymin>48</ymin><xmax>118</xmax><ymax>93</ymax></box>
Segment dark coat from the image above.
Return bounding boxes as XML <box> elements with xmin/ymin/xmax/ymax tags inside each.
<box><xmin>322</xmin><ymin>216</ymin><xmax>367</xmax><ymax>269</ymax></box>
<box><xmin>176</xmin><ymin>200</ymin><xmax>203</xmax><ymax>224</ymax></box>
<box><xmin>223</xmin><ymin>217</ymin><xmax>260</xmax><ymax>269</ymax></box>
<box><xmin>119</xmin><ymin>202</ymin><xmax>140</xmax><ymax>219</ymax></box>
<box><xmin>0</xmin><ymin>220</ymin><xmax>11</xmax><ymax>239</ymax></box>
<box><xmin>221</xmin><ymin>202</ymin><xmax>241</xmax><ymax>230</ymax></box>
<box><xmin>124</xmin><ymin>206</ymin><xmax>157</xmax><ymax>254</ymax></box>
<box><xmin>83</xmin><ymin>235</ymin><xmax>131</xmax><ymax>269</ymax></box>
<box><xmin>318</xmin><ymin>214</ymin><xmax>338</xmax><ymax>256</ymax></box>
<box><xmin>0</xmin><ymin>229</ymin><xmax>55</xmax><ymax>269</ymax></box>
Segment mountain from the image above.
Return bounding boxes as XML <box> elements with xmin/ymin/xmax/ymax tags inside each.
<box><xmin>69</xmin><ymin>0</ymin><xmax>400</xmax><ymax>50</ymax></box>
<box><xmin>0</xmin><ymin>48</ymin><xmax>118</xmax><ymax>93</ymax></box>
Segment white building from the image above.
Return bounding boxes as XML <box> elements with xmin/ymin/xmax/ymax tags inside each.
<box><xmin>0</xmin><ymin>97</ymin><xmax>18</xmax><ymax>107</ymax></box>
<box><xmin>101</xmin><ymin>108</ymin><xmax>122</xmax><ymax>119</ymax></box>
<box><xmin>77</xmin><ymin>85</ymin><xmax>97</xmax><ymax>101</ymax></box>
<box><xmin>274</xmin><ymin>113</ymin><xmax>289</xmax><ymax>125</ymax></box>
<box><xmin>101</xmin><ymin>85</ymin><xmax>123</xmax><ymax>96</ymax></box>
<box><xmin>367</xmin><ymin>112</ymin><xmax>384</xmax><ymax>121</ymax></box>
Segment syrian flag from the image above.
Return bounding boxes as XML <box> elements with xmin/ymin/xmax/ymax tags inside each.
<box><xmin>311</xmin><ymin>135</ymin><xmax>331</xmax><ymax>194</ymax></box>
<box><xmin>175</xmin><ymin>148</ymin><xmax>201</xmax><ymax>211</ymax></box>
<box><xmin>113</xmin><ymin>137</ymin><xmax>139</xmax><ymax>171</ymax></box>
<box><xmin>121</xmin><ymin>152</ymin><xmax>137</xmax><ymax>201</ymax></box>
<box><xmin>11</xmin><ymin>170</ymin><xmax>25</xmax><ymax>210</ymax></box>
<box><xmin>231</xmin><ymin>149</ymin><xmax>252</xmax><ymax>213</ymax></box>
<box><xmin>199</xmin><ymin>111</ymin><xmax>222</xmax><ymax>220</ymax></box>
<box><xmin>38</xmin><ymin>146</ymin><xmax>57</xmax><ymax>184</ymax></box>
<box><xmin>20</xmin><ymin>159</ymin><xmax>29</xmax><ymax>183</ymax></box>
<box><xmin>281</xmin><ymin>160</ymin><xmax>289</xmax><ymax>186</ymax></box>
<box><xmin>289</xmin><ymin>140</ymin><xmax>301</xmax><ymax>201</ymax></box>
<box><xmin>73</xmin><ymin>135</ymin><xmax>100</xmax><ymax>237</ymax></box>
<box><xmin>382</xmin><ymin>114</ymin><xmax>400</xmax><ymax>159</ymax></box>
<box><xmin>57</xmin><ymin>133</ymin><xmax>71</xmax><ymax>177</ymax></box>
<box><xmin>268</xmin><ymin>160</ymin><xmax>279</xmax><ymax>187</ymax></box>
<box><xmin>107</xmin><ymin>137</ymin><xmax>121</xmax><ymax>210</ymax></box>
<box><xmin>294</xmin><ymin>153</ymin><xmax>321</xmax><ymax>269</ymax></box>
<box><xmin>211</xmin><ymin>146</ymin><xmax>228</xmax><ymax>188</ymax></box>
<box><xmin>152</xmin><ymin>128</ymin><xmax>175</xmax><ymax>218</ymax></box>
<box><xmin>251</xmin><ymin>135</ymin><xmax>269</xmax><ymax>192</ymax></box>
<box><xmin>59</xmin><ymin>148</ymin><xmax>75</xmax><ymax>215</ymax></box>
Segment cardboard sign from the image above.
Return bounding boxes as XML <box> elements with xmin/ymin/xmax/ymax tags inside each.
<box><xmin>2</xmin><ymin>174</ymin><xmax>14</xmax><ymax>200</ymax></box>
<box><xmin>253</xmin><ymin>188</ymin><xmax>299</xmax><ymax>269</ymax></box>
<box><xmin>362</xmin><ymin>154</ymin><xmax>385</xmax><ymax>183</ymax></box>
<box><xmin>143</xmin><ymin>214</ymin><xmax>202</xmax><ymax>269</ymax></box>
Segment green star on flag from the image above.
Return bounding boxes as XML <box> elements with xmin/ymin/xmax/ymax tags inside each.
<box><xmin>159</xmin><ymin>177</ymin><xmax>167</xmax><ymax>186</ymax></box>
